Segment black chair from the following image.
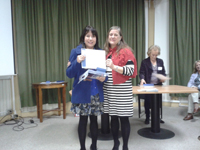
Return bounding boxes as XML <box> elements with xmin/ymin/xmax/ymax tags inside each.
<box><xmin>138</xmin><ymin>94</ymin><xmax>163</xmax><ymax>118</ymax></box>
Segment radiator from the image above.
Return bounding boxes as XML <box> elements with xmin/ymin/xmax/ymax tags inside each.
<box><xmin>0</xmin><ymin>77</ymin><xmax>13</xmax><ymax>116</ymax></box>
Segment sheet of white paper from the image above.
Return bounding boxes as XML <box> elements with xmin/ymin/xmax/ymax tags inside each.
<box><xmin>81</xmin><ymin>49</ymin><xmax>106</xmax><ymax>69</ymax></box>
<box><xmin>152</xmin><ymin>73</ymin><xmax>171</xmax><ymax>81</ymax></box>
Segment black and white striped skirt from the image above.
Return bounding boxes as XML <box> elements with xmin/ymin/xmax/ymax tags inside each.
<box><xmin>103</xmin><ymin>71</ymin><xmax>134</xmax><ymax>117</ymax></box>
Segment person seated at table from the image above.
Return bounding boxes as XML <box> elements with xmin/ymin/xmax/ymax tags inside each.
<box><xmin>139</xmin><ymin>45</ymin><xmax>166</xmax><ymax>124</ymax></box>
<box><xmin>183</xmin><ymin>60</ymin><xmax>200</xmax><ymax>120</ymax></box>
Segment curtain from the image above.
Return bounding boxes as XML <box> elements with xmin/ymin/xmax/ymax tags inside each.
<box><xmin>12</xmin><ymin>0</ymin><xmax>145</xmax><ymax>107</ymax></box>
<box><xmin>169</xmin><ymin>0</ymin><xmax>200</xmax><ymax>96</ymax></box>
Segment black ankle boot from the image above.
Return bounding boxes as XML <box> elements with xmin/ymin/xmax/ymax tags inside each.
<box><xmin>112</xmin><ymin>140</ymin><xmax>120</xmax><ymax>150</ymax></box>
<box><xmin>144</xmin><ymin>118</ymin><xmax>149</xmax><ymax>124</ymax></box>
<box><xmin>145</xmin><ymin>113</ymin><xmax>150</xmax><ymax>124</ymax></box>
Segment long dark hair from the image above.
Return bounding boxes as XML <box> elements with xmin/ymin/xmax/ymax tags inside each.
<box><xmin>79</xmin><ymin>25</ymin><xmax>100</xmax><ymax>49</ymax></box>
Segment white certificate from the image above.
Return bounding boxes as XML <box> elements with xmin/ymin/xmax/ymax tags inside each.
<box><xmin>81</xmin><ymin>49</ymin><xmax>106</xmax><ymax>69</ymax></box>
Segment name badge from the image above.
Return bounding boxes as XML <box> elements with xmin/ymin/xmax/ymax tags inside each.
<box><xmin>158</xmin><ymin>67</ymin><xmax>162</xmax><ymax>70</ymax></box>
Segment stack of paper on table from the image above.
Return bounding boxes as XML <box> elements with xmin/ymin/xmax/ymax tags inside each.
<box><xmin>137</xmin><ymin>88</ymin><xmax>158</xmax><ymax>92</ymax></box>
<box><xmin>40</xmin><ymin>81</ymin><xmax>64</xmax><ymax>84</ymax></box>
<box><xmin>138</xmin><ymin>84</ymin><xmax>158</xmax><ymax>92</ymax></box>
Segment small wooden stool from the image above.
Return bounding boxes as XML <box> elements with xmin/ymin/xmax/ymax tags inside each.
<box><xmin>32</xmin><ymin>82</ymin><xmax>67</xmax><ymax>122</ymax></box>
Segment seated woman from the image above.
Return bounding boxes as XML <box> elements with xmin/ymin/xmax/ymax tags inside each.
<box><xmin>139</xmin><ymin>45</ymin><xmax>166</xmax><ymax>124</ymax></box>
<box><xmin>183</xmin><ymin>60</ymin><xmax>200</xmax><ymax>120</ymax></box>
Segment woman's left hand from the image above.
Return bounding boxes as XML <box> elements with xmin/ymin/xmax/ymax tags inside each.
<box><xmin>96</xmin><ymin>76</ymin><xmax>106</xmax><ymax>82</ymax></box>
<box><xmin>106</xmin><ymin>59</ymin><xmax>114</xmax><ymax>70</ymax></box>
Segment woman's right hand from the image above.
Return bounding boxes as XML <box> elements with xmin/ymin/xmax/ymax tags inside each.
<box><xmin>140</xmin><ymin>79</ymin><xmax>146</xmax><ymax>85</ymax></box>
<box><xmin>106</xmin><ymin>59</ymin><xmax>114</xmax><ymax>70</ymax></box>
<box><xmin>77</xmin><ymin>55</ymin><xmax>86</xmax><ymax>63</ymax></box>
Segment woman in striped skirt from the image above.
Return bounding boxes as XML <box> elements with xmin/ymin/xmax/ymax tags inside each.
<box><xmin>103</xmin><ymin>26</ymin><xmax>137</xmax><ymax>150</ymax></box>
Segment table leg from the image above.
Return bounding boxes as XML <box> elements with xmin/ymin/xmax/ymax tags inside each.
<box><xmin>36</xmin><ymin>88</ymin><xmax>39</xmax><ymax>119</ymax></box>
<box><xmin>151</xmin><ymin>94</ymin><xmax>160</xmax><ymax>133</ymax></box>
<box><xmin>58</xmin><ymin>88</ymin><xmax>61</xmax><ymax>116</ymax></box>
<box><xmin>138</xmin><ymin>95</ymin><xmax>141</xmax><ymax>118</ymax></box>
<box><xmin>38</xmin><ymin>87</ymin><xmax>43</xmax><ymax>122</ymax></box>
<box><xmin>137</xmin><ymin>94</ymin><xmax>175</xmax><ymax>139</ymax></box>
<box><xmin>62</xmin><ymin>87</ymin><xmax>66</xmax><ymax>119</ymax></box>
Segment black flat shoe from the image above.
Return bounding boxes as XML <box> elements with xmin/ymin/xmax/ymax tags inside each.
<box><xmin>90</xmin><ymin>145</ymin><xmax>97</xmax><ymax>150</ymax></box>
<box><xmin>144</xmin><ymin>118</ymin><xmax>149</xmax><ymax>124</ymax></box>
<box><xmin>160</xmin><ymin>119</ymin><xmax>165</xmax><ymax>124</ymax></box>
<box><xmin>198</xmin><ymin>136</ymin><xmax>200</xmax><ymax>141</ymax></box>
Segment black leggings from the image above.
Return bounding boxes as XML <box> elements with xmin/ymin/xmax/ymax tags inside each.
<box><xmin>111</xmin><ymin>116</ymin><xmax>130</xmax><ymax>150</ymax></box>
<box><xmin>78</xmin><ymin>115</ymin><xmax>98</xmax><ymax>150</ymax></box>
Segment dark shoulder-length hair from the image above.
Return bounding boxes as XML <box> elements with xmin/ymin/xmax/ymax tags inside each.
<box><xmin>104</xmin><ymin>26</ymin><xmax>133</xmax><ymax>55</ymax></box>
<box><xmin>79</xmin><ymin>25</ymin><xmax>100</xmax><ymax>49</ymax></box>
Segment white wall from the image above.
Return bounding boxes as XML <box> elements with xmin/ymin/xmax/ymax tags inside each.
<box><xmin>145</xmin><ymin>0</ymin><xmax>170</xmax><ymax>101</ymax></box>
<box><xmin>145</xmin><ymin>1</ymin><xmax>149</xmax><ymax>56</ymax></box>
<box><xmin>154</xmin><ymin>0</ymin><xmax>169</xmax><ymax>75</ymax></box>
<box><xmin>0</xmin><ymin>0</ymin><xmax>14</xmax><ymax>76</ymax></box>
<box><xmin>154</xmin><ymin>0</ymin><xmax>170</xmax><ymax>102</ymax></box>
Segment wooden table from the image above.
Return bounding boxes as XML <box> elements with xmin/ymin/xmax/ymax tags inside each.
<box><xmin>32</xmin><ymin>82</ymin><xmax>67</xmax><ymax>122</ymax></box>
<box><xmin>132</xmin><ymin>85</ymin><xmax>198</xmax><ymax>139</ymax></box>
